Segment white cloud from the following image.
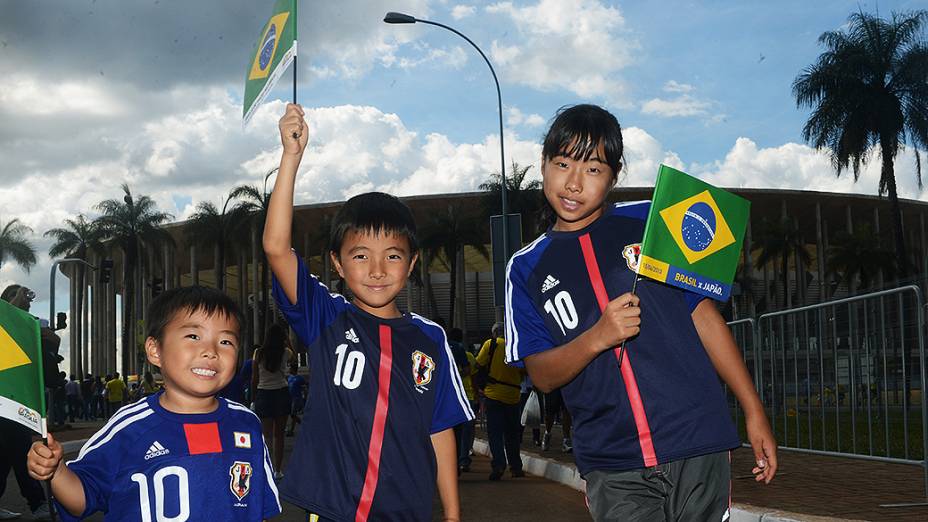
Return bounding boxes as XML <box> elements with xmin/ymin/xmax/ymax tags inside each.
<box><xmin>641</xmin><ymin>94</ymin><xmax>711</xmax><ymax>118</ymax></box>
<box><xmin>485</xmin><ymin>0</ymin><xmax>636</xmax><ymax>104</ymax></box>
<box><xmin>506</xmin><ymin>107</ymin><xmax>545</xmax><ymax>128</ymax></box>
<box><xmin>396</xmin><ymin>45</ymin><xmax>469</xmax><ymax>69</ymax></box>
<box><xmin>663</xmin><ymin>80</ymin><xmax>694</xmax><ymax>94</ymax></box>
<box><xmin>0</xmin><ymin>74</ymin><xmax>128</xmax><ymax>117</ymax></box>
<box><xmin>451</xmin><ymin>5</ymin><xmax>476</xmax><ymax>19</ymax></box>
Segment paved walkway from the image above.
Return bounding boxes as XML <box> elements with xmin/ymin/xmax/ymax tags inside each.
<box><xmin>6</xmin><ymin>419</ymin><xmax>928</xmax><ymax>521</ymax></box>
<box><xmin>509</xmin><ymin>423</ymin><xmax>928</xmax><ymax>522</ymax></box>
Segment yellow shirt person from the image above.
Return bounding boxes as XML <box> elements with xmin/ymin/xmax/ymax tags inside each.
<box><xmin>476</xmin><ymin>336</ymin><xmax>523</xmax><ymax>405</ymax></box>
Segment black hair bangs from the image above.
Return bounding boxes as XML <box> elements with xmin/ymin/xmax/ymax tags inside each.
<box><xmin>542</xmin><ymin>104</ymin><xmax>624</xmax><ymax>176</ymax></box>
<box><xmin>146</xmin><ymin>286</ymin><xmax>244</xmax><ymax>343</ymax></box>
<box><xmin>329</xmin><ymin>192</ymin><xmax>418</xmax><ymax>255</ymax></box>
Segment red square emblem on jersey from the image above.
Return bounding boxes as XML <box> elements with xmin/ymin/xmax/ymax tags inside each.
<box><xmin>183</xmin><ymin>422</ymin><xmax>223</xmax><ymax>455</ymax></box>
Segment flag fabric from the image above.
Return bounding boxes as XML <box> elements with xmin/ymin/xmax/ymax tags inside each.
<box><xmin>637</xmin><ymin>164</ymin><xmax>750</xmax><ymax>301</ymax></box>
<box><xmin>0</xmin><ymin>299</ymin><xmax>46</xmax><ymax>436</ymax></box>
<box><xmin>243</xmin><ymin>0</ymin><xmax>297</xmax><ymax>127</ymax></box>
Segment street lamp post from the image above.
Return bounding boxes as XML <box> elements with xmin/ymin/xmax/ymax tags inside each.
<box><xmin>383</xmin><ymin>11</ymin><xmax>511</xmax><ymax>289</ymax></box>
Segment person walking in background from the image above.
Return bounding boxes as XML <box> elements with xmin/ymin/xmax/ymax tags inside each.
<box><xmin>105</xmin><ymin>372</ymin><xmax>126</xmax><ymax>418</ymax></box>
<box><xmin>542</xmin><ymin>388</ymin><xmax>573</xmax><ymax>452</ymax></box>
<box><xmin>252</xmin><ymin>323</ymin><xmax>293</xmax><ymax>481</ymax></box>
<box><xmin>65</xmin><ymin>374</ymin><xmax>82</xmax><ymax>423</ymax></box>
<box><xmin>80</xmin><ymin>374</ymin><xmax>93</xmax><ymax>420</ymax></box>
<box><xmin>286</xmin><ymin>362</ymin><xmax>307</xmax><ymax>436</ymax></box>
<box><xmin>477</xmin><ymin>322</ymin><xmax>525</xmax><ymax>480</ymax></box>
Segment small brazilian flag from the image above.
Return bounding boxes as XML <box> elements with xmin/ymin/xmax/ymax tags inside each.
<box><xmin>0</xmin><ymin>299</ymin><xmax>46</xmax><ymax>436</ymax></box>
<box><xmin>638</xmin><ymin>165</ymin><xmax>750</xmax><ymax>301</ymax></box>
<box><xmin>243</xmin><ymin>0</ymin><xmax>297</xmax><ymax>127</ymax></box>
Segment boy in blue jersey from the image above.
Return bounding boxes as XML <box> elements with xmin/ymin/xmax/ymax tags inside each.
<box><xmin>27</xmin><ymin>286</ymin><xmax>281</xmax><ymax>521</ymax></box>
<box><xmin>264</xmin><ymin>104</ymin><xmax>472</xmax><ymax>522</ymax></box>
<box><xmin>505</xmin><ymin>104</ymin><xmax>777</xmax><ymax>521</ymax></box>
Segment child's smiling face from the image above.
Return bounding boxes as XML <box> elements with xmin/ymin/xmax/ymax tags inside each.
<box><xmin>543</xmin><ymin>140</ymin><xmax>617</xmax><ymax>232</ymax></box>
<box><xmin>145</xmin><ymin>308</ymin><xmax>239</xmax><ymax>413</ymax></box>
<box><xmin>332</xmin><ymin>228</ymin><xmax>417</xmax><ymax>319</ymax></box>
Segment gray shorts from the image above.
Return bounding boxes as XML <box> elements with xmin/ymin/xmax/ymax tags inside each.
<box><xmin>584</xmin><ymin>451</ymin><xmax>731</xmax><ymax>522</ymax></box>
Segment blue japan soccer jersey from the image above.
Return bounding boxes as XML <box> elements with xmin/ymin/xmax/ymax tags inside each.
<box><xmin>58</xmin><ymin>392</ymin><xmax>280</xmax><ymax>521</ymax></box>
<box><xmin>505</xmin><ymin>202</ymin><xmax>740</xmax><ymax>475</ymax></box>
<box><xmin>273</xmin><ymin>255</ymin><xmax>473</xmax><ymax>522</ymax></box>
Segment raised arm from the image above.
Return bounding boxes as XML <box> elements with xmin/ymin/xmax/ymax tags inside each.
<box><xmin>263</xmin><ymin>103</ymin><xmax>309</xmax><ymax>305</ymax></box>
<box><xmin>692</xmin><ymin>299</ymin><xmax>777</xmax><ymax>484</ymax></box>
<box><xmin>524</xmin><ymin>293</ymin><xmax>640</xmax><ymax>392</ymax></box>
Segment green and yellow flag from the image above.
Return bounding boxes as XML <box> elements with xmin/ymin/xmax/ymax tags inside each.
<box><xmin>637</xmin><ymin>165</ymin><xmax>750</xmax><ymax>301</ymax></box>
<box><xmin>243</xmin><ymin>0</ymin><xmax>297</xmax><ymax>126</ymax></box>
<box><xmin>0</xmin><ymin>299</ymin><xmax>46</xmax><ymax>436</ymax></box>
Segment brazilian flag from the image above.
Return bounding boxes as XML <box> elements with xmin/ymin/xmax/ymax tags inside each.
<box><xmin>0</xmin><ymin>299</ymin><xmax>46</xmax><ymax>436</ymax></box>
<box><xmin>638</xmin><ymin>165</ymin><xmax>750</xmax><ymax>301</ymax></box>
<box><xmin>243</xmin><ymin>0</ymin><xmax>297</xmax><ymax>126</ymax></box>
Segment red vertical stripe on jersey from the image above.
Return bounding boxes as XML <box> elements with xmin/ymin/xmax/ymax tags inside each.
<box><xmin>183</xmin><ymin>422</ymin><xmax>223</xmax><ymax>455</ymax></box>
<box><xmin>578</xmin><ymin>233</ymin><xmax>658</xmax><ymax>467</ymax></box>
<box><xmin>355</xmin><ymin>324</ymin><xmax>394</xmax><ymax>522</ymax></box>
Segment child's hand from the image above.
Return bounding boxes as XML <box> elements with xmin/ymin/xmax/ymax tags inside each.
<box><xmin>279</xmin><ymin>103</ymin><xmax>308</xmax><ymax>155</ymax></box>
<box><xmin>746</xmin><ymin>414</ymin><xmax>778</xmax><ymax>484</ymax></box>
<box><xmin>27</xmin><ymin>433</ymin><xmax>64</xmax><ymax>481</ymax></box>
<box><xmin>593</xmin><ymin>292</ymin><xmax>640</xmax><ymax>348</ymax></box>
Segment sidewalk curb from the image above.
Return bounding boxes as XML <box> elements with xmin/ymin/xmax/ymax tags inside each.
<box><xmin>473</xmin><ymin>438</ymin><xmax>849</xmax><ymax>522</ymax></box>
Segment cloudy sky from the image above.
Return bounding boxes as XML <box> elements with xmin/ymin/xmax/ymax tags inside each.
<box><xmin>1</xmin><ymin>0</ymin><xmax>924</xmax><ymax>370</ymax></box>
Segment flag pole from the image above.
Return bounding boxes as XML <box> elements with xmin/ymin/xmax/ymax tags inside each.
<box><xmin>290</xmin><ymin>0</ymin><xmax>300</xmax><ymax>139</ymax></box>
<box><xmin>615</xmin><ymin>275</ymin><xmax>640</xmax><ymax>368</ymax></box>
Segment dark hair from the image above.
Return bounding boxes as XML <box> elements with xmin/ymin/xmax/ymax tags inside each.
<box><xmin>448</xmin><ymin>327</ymin><xmax>463</xmax><ymax>343</ymax></box>
<box><xmin>259</xmin><ymin>323</ymin><xmax>288</xmax><ymax>374</ymax></box>
<box><xmin>542</xmin><ymin>104</ymin><xmax>624</xmax><ymax>178</ymax></box>
<box><xmin>146</xmin><ymin>286</ymin><xmax>244</xmax><ymax>343</ymax></box>
<box><xmin>0</xmin><ymin>284</ymin><xmax>22</xmax><ymax>302</ymax></box>
<box><xmin>329</xmin><ymin>192</ymin><xmax>418</xmax><ymax>256</ymax></box>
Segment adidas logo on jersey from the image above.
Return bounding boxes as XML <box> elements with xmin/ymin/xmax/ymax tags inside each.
<box><xmin>541</xmin><ymin>275</ymin><xmax>560</xmax><ymax>293</ymax></box>
<box><xmin>144</xmin><ymin>441</ymin><xmax>170</xmax><ymax>460</ymax></box>
<box><xmin>345</xmin><ymin>328</ymin><xmax>359</xmax><ymax>343</ymax></box>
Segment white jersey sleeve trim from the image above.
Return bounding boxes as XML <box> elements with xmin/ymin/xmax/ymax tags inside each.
<box><xmin>505</xmin><ymin>233</ymin><xmax>548</xmax><ymax>363</ymax></box>
<box><xmin>262</xmin><ymin>435</ymin><xmax>282</xmax><ymax>512</ymax></box>
<box><xmin>68</xmin><ymin>408</ymin><xmax>155</xmax><ymax>465</ymax></box>
<box><xmin>411</xmin><ymin>314</ymin><xmax>475</xmax><ymax>420</ymax></box>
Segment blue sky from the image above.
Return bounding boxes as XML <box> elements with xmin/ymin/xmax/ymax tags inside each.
<box><xmin>1</xmin><ymin>0</ymin><xmax>924</xmax><ymax>371</ymax></box>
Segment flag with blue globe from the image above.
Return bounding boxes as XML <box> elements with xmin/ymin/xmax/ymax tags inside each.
<box><xmin>243</xmin><ymin>0</ymin><xmax>297</xmax><ymax>126</ymax></box>
<box><xmin>636</xmin><ymin>165</ymin><xmax>750</xmax><ymax>301</ymax></box>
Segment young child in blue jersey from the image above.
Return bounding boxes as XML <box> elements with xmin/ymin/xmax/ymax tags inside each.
<box><xmin>27</xmin><ymin>286</ymin><xmax>281</xmax><ymax>521</ymax></box>
<box><xmin>264</xmin><ymin>104</ymin><xmax>472</xmax><ymax>522</ymax></box>
<box><xmin>505</xmin><ymin>104</ymin><xmax>778</xmax><ymax>521</ymax></box>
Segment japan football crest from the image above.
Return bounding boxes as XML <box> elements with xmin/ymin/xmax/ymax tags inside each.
<box><xmin>411</xmin><ymin>351</ymin><xmax>435</xmax><ymax>386</ymax></box>
<box><xmin>623</xmin><ymin>243</ymin><xmax>641</xmax><ymax>272</ymax></box>
<box><xmin>229</xmin><ymin>461</ymin><xmax>253</xmax><ymax>500</ymax></box>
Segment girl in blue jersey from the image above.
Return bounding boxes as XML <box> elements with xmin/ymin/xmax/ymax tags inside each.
<box><xmin>505</xmin><ymin>104</ymin><xmax>777</xmax><ymax>521</ymax></box>
<box><xmin>264</xmin><ymin>104</ymin><xmax>471</xmax><ymax>521</ymax></box>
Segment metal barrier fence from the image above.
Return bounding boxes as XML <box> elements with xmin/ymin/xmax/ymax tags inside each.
<box><xmin>727</xmin><ymin>285</ymin><xmax>928</xmax><ymax>502</ymax></box>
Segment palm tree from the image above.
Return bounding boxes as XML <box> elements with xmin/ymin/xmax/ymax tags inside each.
<box><xmin>185</xmin><ymin>195</ymin><xmax>251</xmax><ymax>291</ymax></box>
<box><xmin>755</xmin><ymin>217</ymin><xmax>811</xmax><ymax>309</ymax></box>
<box><xmin>45</xmin><ymin>215</ymin><xmax>103</xmax><ymax>378</ymax></box>
<box><xmin>230</xmin><ymin>182</ymin><xmax>272</xmax><ymax>336</ymax></box>
<box><xmin>793</xmin><ymin>10</ymin><xmax>928</xmax><ymax>276</ymax></box>
<box><xmin>419</xmin><ymin>204</ymin><xmax>489</xmax><ymax>327</ymax></box>
<box><xmin>479</xmin><ymin>161</ymin><xmax>544</xmax><ymax>238</ymax></box>
<box><xmin>95</xmin><ymin>184</ymin><xmax>173</xmax><ymax>373</ymax></box>
<box><xmin>826</xmin><ymin>222</ymin><xmax>897</xmax><ymax>292</ymax></box>
<box><xmin>0</xmin><ymin>217</ymin><xmax>37</xmax><ymax>272</ymax></box>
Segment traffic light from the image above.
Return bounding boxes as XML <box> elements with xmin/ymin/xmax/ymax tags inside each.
<box><xmin>100</xmin><ymin>259</ymin><xmax>113</xmax><ymax>284</ymax></box>
<box><xmin>55</xmin><ymin>312</ymin><xmax>67</xmax><ymax>330</ymax></box>
<box><xmin>151</xmin><ymin>278</ymin><xmax>163</xmax><ymax>297</ymax></box>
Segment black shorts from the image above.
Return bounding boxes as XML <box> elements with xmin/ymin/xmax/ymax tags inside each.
<box><xmin>584</xmin><ymin>451</ymin><xmax>731</xmax><ymax>522</ymax></box>
<box><xmin>254</xmin><ymin>387</ymin><xmax>290</xmax><ymax>419</ymax></box>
